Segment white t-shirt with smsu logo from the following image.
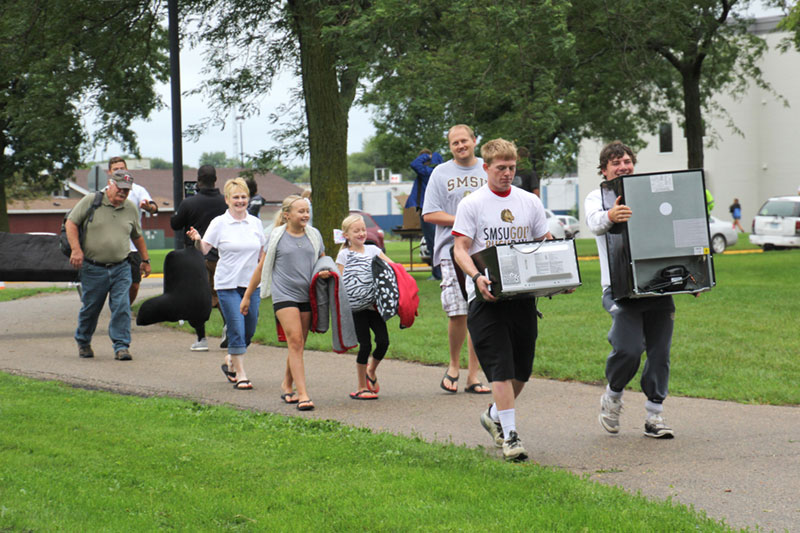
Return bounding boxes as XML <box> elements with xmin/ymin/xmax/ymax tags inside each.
<box><xmin>421</xmin><ymin>158</ymin><xmax>487</xmax><ymax>266</ymax></box>
<box><xmin>452</xmin><ymin>184</ymin><xmax>549</xmax><ymax>301</ymax></box>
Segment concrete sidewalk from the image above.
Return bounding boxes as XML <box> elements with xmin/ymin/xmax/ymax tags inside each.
<box><xmin>1</xmin><ymin>284</ymin><xmax>798</xmax><ymax>532</ymax></box>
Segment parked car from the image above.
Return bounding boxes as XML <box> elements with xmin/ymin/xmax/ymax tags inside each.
<box><xmin>707</xmin><ymin>215</ymin><xmax>738</xmax><ymax>254</ymax></box>
<box><xmin>556</xmin><ymin>215</ymin><xmax>580</xmax><ymax>239</ymax></box>
<box><xmin>749</xmin><ymin>196</ymin><xmax>800</xmax><ymax>250</ymax></box>
<box><xmin>349</xmin><ymin>210</ymin><xmax>385</xmax><ymax>251</ymax></box>
<box><xmin>544</xmin><ymin>209</ymin><xmax>566</xmax><ymax>239</ymax></box>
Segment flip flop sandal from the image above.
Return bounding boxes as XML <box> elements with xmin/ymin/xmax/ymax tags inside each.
<box><xmin>350</xmin><ymin>389</ymin><xmax>378</xmax><ymax>400</ymax></box>
<box><xmin>465</xmin><ymin>382</ymin><xmax>491</xmax><ymax>394</ymax></box>
<box><xmin>440</xmin><ymin>372</ymin><xmax>459</xmax><ymax>393</ymax></box>
<box><xmin>280</xmin><ymin>392</ymin><xmax>299</xmax><ymax>404</ymax></box>
<box><xmin>297</xmin><ymin>400</ymin><xmax>315</xmax><ymax>411</ymax></box>
<box><xmin>233</xmin><ymin>380</ymin><xmax>253</xmax><ymax>390</ymax></box>
<box><xmin>221</xmin><ymin>364</ymin><xmax>237</xmax><ymax>383</ymax></box>
<box><xmin>366</xmin><ymin>373</ymin><xmax>380</xmax><ymax>393</ymax></box>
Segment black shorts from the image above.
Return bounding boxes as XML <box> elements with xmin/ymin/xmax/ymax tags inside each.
<box><xmin>467</xmin><ymin>297</ymin><xmax>538</xmax><ymax>383</ymax></box>
<box><xmin>128</xmin><ymin>251</ymin><xmax>142</xmax><ymax>284</ymax></box>
<box><xmin>273</xmin><ymin>301</ymin><xmax>312</xmax><ymax>313</ymax></box>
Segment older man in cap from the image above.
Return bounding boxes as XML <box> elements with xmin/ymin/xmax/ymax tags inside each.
<box><xmin>65</xmin><ymin>169</ymin><xmax>151</xmax><ymax>361</ymax></box>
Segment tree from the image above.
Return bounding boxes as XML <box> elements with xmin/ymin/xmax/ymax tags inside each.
<box><xmin>570</xmin><ymin>0</ymin><xmax>774</xmax><ymax>170</ymax></box>
<box><xmin>271</xmin><ymin>163</ymin><xmax>310</xmax><ymax>183</ymax></box>
<box><xmin>150</xmin><ymin>157</ymin><xmax>172</xmax><ymax>169</ymax></box>
<box><xmin>362</xmin><ymin>0</ymin><xmax>776</xmax><ymax>175</ymax></box>
<box><xmin>347</xmin><ymin>137</ymin><xmax>392</xmax><ymax>182</ymax></box>
<box><xmin>358</xmin><ymin>0</ymin><xmax>645</xmax><ymax>177</ymax></box>
<box><xmin>776</xmin><ymin>1</ymin><xmax>800</xmax><ymax>51</ymax></box>
<box><xmin>184</xmin><ymin>0</ymin><xmax>371</xmax><ymax>253</ymax></box>
<box><xmin>198</xmin><ymin>151</ymin><xmax>240</xmax><ymax>168</ymax></box>
<box><xmin>0</xmin><ymin>0</ymin><xmax>169</xmax><ymax>231</ymax></box>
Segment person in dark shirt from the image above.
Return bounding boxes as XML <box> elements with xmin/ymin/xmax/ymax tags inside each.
<box><xmin>246</xmin><ymin>177</ymin><xmax>265</xmax><ymax>218</ymax></box>
<box><xmin>170</xmin><ymin>165</ymin><xmax>228</xmax><ymax>350</ymax></box>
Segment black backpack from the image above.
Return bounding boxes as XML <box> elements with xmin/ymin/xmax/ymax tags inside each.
<box><xmin>59</xmin><ymin>191</ymin><xmax>104</xmax><ymax>257</ymax></box>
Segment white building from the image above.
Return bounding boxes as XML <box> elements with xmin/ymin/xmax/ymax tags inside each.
<box><xmin>577</xmin><ymin>16</ymin><xmax>799</xmax><ymax>236</ymax></box>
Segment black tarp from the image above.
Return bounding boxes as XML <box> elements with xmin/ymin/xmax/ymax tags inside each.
<box><xmin>0</xmin><ymin>232</ymin><xmax>79</xmax><ymax>282</ymax></box>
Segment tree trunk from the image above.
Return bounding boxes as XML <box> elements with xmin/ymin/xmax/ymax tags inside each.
<box><xmin>682</xmin><ymin>67</ymin><xmax>704</xmax><ymax>170</ymax></box>
<box><xmin>0</xmin><ymin>177</ymin><xmax>8</xmax><ymax>233</ymax></box>
<box><xmin>0</xmin><ymin>145</ymin><xmax>8</xmax><ymax>232</ymax></box>
<box><xmin>289</xmin><ymin>0</ymin><xmax>350</xmax><ymax>255</ymax></box>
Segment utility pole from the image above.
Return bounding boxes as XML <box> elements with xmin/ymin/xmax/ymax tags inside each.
<box><xmin>168</xmin><ymin>0</ymin><xmax>184</xmax><ymax>249</ymax></box>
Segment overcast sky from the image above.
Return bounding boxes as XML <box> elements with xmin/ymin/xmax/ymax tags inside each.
<box><xmin>99</xmin><ymin>2</ymin><xmax>782</xmax><ymax>169</ymax></box>
<box><xmin>98</xmin><ymin>44</ymin><xmax>376</xmax><ymax>169</ymax></box>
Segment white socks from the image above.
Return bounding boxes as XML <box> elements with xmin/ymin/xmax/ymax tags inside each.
<box><xmin>645</xmin><ymin>400</ymin><xmax>664</xmax><ymax>417</ymax></box>
<box><xmin>606</xmin><ymin>384</ymin><xmax>623</xmax><ymax>401</ymax></box>
<box><xmin>497</xmin><ymin>408</ymin><xmax>516</xmax><ymax>439</ymax></box>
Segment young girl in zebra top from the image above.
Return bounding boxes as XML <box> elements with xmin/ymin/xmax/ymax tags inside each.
<box><xmin>336</xmin><ymin>214</ymin><xmax>393</xmax><ymax>400</ymax></box>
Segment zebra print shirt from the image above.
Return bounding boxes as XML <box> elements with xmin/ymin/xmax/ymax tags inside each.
<box><xmin>336</xmin><ymin>245</ymin><xmax>383</xmax><ymax>311</ymax></box>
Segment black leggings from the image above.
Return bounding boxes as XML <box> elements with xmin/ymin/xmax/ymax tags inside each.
<box><xmin>352</xmin><ymin>309</ymin><xmax>389</xmax><ymax>365</ymax></box>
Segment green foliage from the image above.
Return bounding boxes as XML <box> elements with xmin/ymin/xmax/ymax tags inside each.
<box><xmin>272</xmin><ymin>163</ymin><xmax>311</xmax><ymax>183</ymax></box>
<box><xmin>0</xmin><ymin>0</ymin><xmax>169</xmax><ymax>231</ymax></box>
<box><xmin>777</xmin><ymin>0</ymin><xmax>800</xmax><ymax>52</ymax></box>
<box><xmin>0</xmin><ymin>373</ymin><xmax>733</xmax><ymax>531</ymax></box>
<box><xmin>185</xmin><ymin>0</ymin><xmax>375</xmax><ymax>253</ymax></box>
<box><xmin>347</xmin><ymin>136</ymin><xmax>396</xmax><ymax>181</ymax></box>
<box><xmin>150</xmin><ymin>157</ymin><xmax>172</xmax><ymax>169</ymax></box>
<box><xmin>569</xmin><ymin>0</ymin><xmax>773</xmax><ymax>168</ymax></box>
<box><xmin>358</xmin><ymin>0</ymin><xmax>629</xmax><ymax>175</ymax></box>
<box><xmin>198</xmin><ymin>151</ymin><xmax>242</xmax><ymax>168</ymax></box>
<box><xmin>361</xmin><ymin>0</ymin><xmax>775</xmax><ymax>174</ymax></box>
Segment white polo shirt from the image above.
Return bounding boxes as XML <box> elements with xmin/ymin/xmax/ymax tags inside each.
<box><xmin>127</xmin><ymin>183</ymin><xmax>154</xmax><ymax>252</ymax></box>
<box><xmin>202</xmin><ymin>211</ymin><xmax>266</xmax><ymax>290</ymax></box>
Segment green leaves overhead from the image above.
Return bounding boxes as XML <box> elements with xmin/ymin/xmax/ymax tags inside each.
<box><xmin>0</xmin><ymin>0</ymin><xmax>169</xmax><ymax>230</ymax></box>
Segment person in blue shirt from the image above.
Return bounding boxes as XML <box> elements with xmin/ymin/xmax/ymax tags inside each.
<box><xmin>408</xmin><ymin>149</ymin><xmax>444</xmax><ymax>280</ymax></box>
<box><xmin>729</xmin><ymin>198</ymin><xmax>745</xmax><ymax>232</ymax></box>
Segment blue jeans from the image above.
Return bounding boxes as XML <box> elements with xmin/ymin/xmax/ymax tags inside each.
<box><xmin>217</xmin><ymin>287</ymin><xmax>260</xmax><ymax>355</ymax></box>
<box><xmin>75</xmin><ymin>261</ymin><xmax>132</xmax><ymax>352</ymax></box>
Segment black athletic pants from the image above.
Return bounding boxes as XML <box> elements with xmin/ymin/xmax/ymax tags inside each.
<box><xmin>352</xmin><ymin>308</ymin><xmax>389</xmax><ymax>364</ymax></box>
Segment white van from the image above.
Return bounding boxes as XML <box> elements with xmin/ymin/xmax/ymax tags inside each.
<box><xmin>750</xmin><ymin>196</ymin><xmax>800</xmax><ymax>250</ymax></box>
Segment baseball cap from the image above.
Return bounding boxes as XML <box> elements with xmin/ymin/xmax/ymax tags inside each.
<box><xmin>111</xmin><ymin>169</ymin><xmax>134</xmax><ymax>189</ymax></box>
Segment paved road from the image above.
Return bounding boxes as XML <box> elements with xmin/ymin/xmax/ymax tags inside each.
<box><xmin>1</xmin><ymin>282</ymin><xmax>798</xmax><ymax>532</ymax></box>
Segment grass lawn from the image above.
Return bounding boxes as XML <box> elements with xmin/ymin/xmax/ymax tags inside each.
<box><xmin>0</xmin><ymin>373</ymin><xmax>733</xmax><ymax>532</ymax></box>
<box><xmin>158</xmin><ymin>246</ymin><xmax>798</xmax><ymax>406</ymax></box>
<box><xmin>0</xmin><ymin>286</ymin><xmax>71</xmax><ymax>302</ymax></box>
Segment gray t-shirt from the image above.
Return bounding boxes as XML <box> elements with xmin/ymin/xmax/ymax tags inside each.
<box><xmin>267</xmin><ymin>228</ymin><xmax>324</xmax><ymax>304</ymax></box>
<box><xmin>421</xmin><ymin>158</ymin><xmax>487</xmax><ymax>266</ymax></box>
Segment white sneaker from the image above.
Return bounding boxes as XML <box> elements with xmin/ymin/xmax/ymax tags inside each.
<box><xmin>480</xmin><ymin>406</ymin><xmax>504</xmax><ymax>448</ymax></box>
<box><xmin>644</xmin><ymin>413</ymin><xmax>675</xmax><ymax>439</ymax></box>
<box><xmin>599</xmin><ymin>393</ymin><xmax>623</xmax><ymax>434</ymax></box>
<box><xmin>502</xmin><ymin>431</ymin><xmax>528</xmax><ymax>462</ymax></box>
<box><xmin>191</xmin><ymin>338</ymin><xmax>209</xmax><ymax>351</ymax></box>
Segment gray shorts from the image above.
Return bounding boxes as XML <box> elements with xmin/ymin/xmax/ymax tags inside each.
<box><xmin>439</xmin><ymin>258</ymin><xmax>468</xmax><ymax>317</ymax></box>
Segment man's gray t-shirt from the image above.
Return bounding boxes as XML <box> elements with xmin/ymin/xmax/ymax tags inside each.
<box><xmin>421</xmin><ymin>158</ymin><xmax>488</xmax><ymax>266</ymax></box>
<box><xmin>267</xmin><ymin>228</ymin><xmax>324</xmax><ymax>304</ymax></box>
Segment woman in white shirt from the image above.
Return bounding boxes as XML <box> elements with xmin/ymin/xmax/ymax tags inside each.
<box><xmin>187</xmin><ymin>178</ymin><xmax>266</xmax><ymax>390</ymax></box>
